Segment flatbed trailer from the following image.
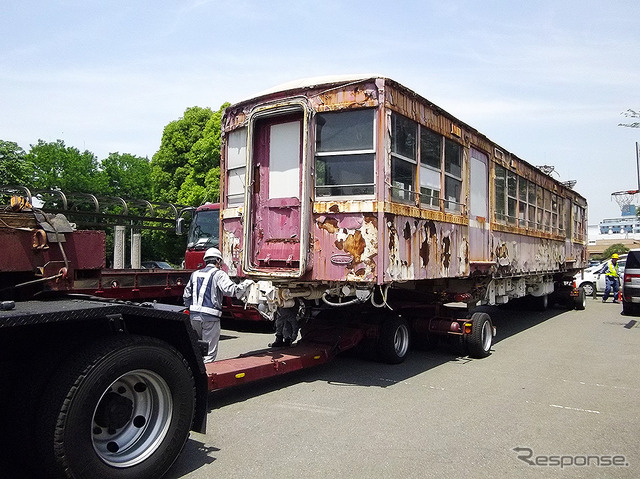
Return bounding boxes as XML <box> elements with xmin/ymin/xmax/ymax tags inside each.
<box><xmin>205</xmin><ymin>320</ymin><xmax>367</xmax><ymax>391</ymax></box>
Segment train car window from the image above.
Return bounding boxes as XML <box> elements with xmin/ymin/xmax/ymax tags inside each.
<box><xmin>391</xmin><ymin>114</ymin><xmax>417</xmax><ymax>202</ymax></box>
<box><xmin>518</xmin><ymin>179</ymin><xmax>528</xmax><ymax>227</ymax></box>
<box><xmin>552</xmin><ymin>194</ymin><xmax>559</xmax><ymax>234</ymax></box>
<box><xmin>444</xmin><ymin>139</ymin><xmax>462</xmax><ymax>212</ymax></box>
<box><xmin>527</xmin><ymin>180</ymin><xmax>537</xmax><ymax>228</ymax></box>
<box><xmin>494</xmin><ymin>165</ymin><xmax>506</xmax><ymax>222</ymax></box>
<box><xmin>226</xmin><ymin>127</ymin><xmax>247</xmax><ymax>206</ymax></box>
<box><xmin>315</xmin><ymin>109</ymin><xmax>375</xmax><ymax>197</ymax></box>
<box><xmin>419</xmin><ymin>128</ymin><xmax>442</xmax><ymax>208</ymax></box>
<box><xmin>507</xmin><ymin>170</ymin><xmax>517</xmax><ymax>224</ymax></box>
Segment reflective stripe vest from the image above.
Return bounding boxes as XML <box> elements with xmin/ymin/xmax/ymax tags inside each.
<box><xmin>185</xmin><ymin>266</ymin><xmax>223</xmax><ymax>317</ymax></box>
<box><xmin>605</xmin><ymin>260</ymin><xmax>619</xmax><ymax>278</ymax></box>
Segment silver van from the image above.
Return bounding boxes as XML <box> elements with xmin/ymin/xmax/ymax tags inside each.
<box><xmin>622</xmin><ymin>249</ymin><xmax>640</xmax><ymax>315</ymax></box>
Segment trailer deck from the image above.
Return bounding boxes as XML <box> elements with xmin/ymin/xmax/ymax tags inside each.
<box><xmin>205</xmin><ymin>323</ymin><xmax>368</xmax><ymax>391</ymax></box>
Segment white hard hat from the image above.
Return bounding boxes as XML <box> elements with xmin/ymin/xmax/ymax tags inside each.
<box><xmin>203</xmin><ymin>247</ymin><xmax>223</xmax><ymax>262</ymax></box>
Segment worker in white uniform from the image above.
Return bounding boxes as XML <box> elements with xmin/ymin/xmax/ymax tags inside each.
<box><xmin>183</xmin><ymin>247</ymin><xmax>252</xmax><ymax>362</ymax></box>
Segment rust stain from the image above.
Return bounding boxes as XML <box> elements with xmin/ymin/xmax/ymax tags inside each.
<box><xmin>442</xmin><ymin>235</ymin><xmax>451</xmax><ymax>269</ymax></box>
<box><xmin>419</xmin><ymin>220</ymin><xmax>437</xmax><ymax>267</ymax></box>
<box><xmin>329</xmin><ymin>204</ymin><xmax>340</xmax><ymax>213</ymax></box>
<box><xmin>387</xmin><ymin>221</ymin><xmax>397</xmax><ymax>254</ymax></box>
<box><xmin>338</xmin><ymin>230</ymin><xmax>366</xmax><ymax>264</ymax></box>
<box><xmin>265</xmin><ymin>238</ymin><xmax>299</xmax><ymax>244</ymax></box>
<box><xmin>317</xmin><ymin>217</ymin><xmax>339</xmax><ymax>234</ymax></box>
<box><xmin>364</xmin><ymin>214</ymin><xmax>378</xmax><ymax>229</ymax></box>
<box><xmin>403</xmin><ymin>221</ymin><xmax>411</xmax><ymax>240</ymax></box>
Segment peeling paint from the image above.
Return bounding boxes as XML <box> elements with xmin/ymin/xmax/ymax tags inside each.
<box><xmin>317</xmin><ymin>217</ymin><xmax>339</xmax><ymax>234</ymax></box>
<box><xmin>441</xmin><ymin>234</ymin><xmax>451</xmax><ymax>270</ymax></box>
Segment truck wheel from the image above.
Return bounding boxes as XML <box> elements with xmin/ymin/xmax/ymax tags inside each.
<box><xmin>622</xmin><ymin>300</ymin><xmax>638</xmax><ymax>316</ymax></box>
<box><xmin>37</xmin><ymin>335</ymin><xmax>195</xmax><ymax>479</ymax></box>
<box><xmin>466</xmin><ymin>312</ymin><xmax>494</xmax><ymax>358</ymax></box>
<box><xmin>533</xmin><ymin>294</ymin><xmax>548</xmax><ymax>311</ymax></box>
<box><xmin>574</xmin><ymin>287</ymin><xmax>587</xmax><ymax>310</ymax></box>
<box><xmin>378</xmin><ymin>316</ymin><xmax>410</xmax><ymax>364</ymax></box>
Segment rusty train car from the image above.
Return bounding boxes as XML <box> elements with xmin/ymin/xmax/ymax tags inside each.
<box><xmin>219</xmin><ymin>75</ymin><xmax>588</xmax><ymax>360</ymax></box>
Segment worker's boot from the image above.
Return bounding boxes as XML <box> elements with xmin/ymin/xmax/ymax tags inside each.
<box><xmin>283</xmin><ymin>337</ymin><xmax>293</xmax><ymax>348</ymax></box>
<box><xmin>269</xmin><ymin>335</ymin><xmax>285</xmax><ymax>347</ymax></box>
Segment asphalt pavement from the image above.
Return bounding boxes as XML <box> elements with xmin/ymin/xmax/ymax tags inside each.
<box><xmin>167</xmin><ymin>298</ymin><xmax>640</xmax><ymax>479</ymax></box>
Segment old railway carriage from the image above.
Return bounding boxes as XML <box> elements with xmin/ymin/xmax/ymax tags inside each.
<box><xmin>220</xmin><ymin>76</ymin><xmax>588</xmax><ymax>360</ymax></box>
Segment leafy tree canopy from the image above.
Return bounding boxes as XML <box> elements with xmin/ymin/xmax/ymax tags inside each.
<box><xmin>600</xmin><ymin>243</ymin><xmax>630</xmax><ymax>260</ymax></box>
<box><xmin>151</xmin><ymin>103</ymin><xmax>229</xmax><ymax>206</ymax></box>
<box><xmin>25</xmin><ymin>139</ymin><xmax>107</xmax><ymax>193</ymax></box>
<box><xmin>0</xmin><ymin>140</ymin><xmax>33</xmax><ymax>186</ymax></box>
<box><xmin>100</xmin><ymin>152</ymin><xmax>152</xmax><ymax>199</ymax></box>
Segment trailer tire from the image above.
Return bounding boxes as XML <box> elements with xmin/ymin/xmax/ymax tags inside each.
<box><xmin>378</xmin><ymin>316</ymin><xmax>410</xmax><ymax>364</ymax></box>
<box><xmin>37</xmin><ymin>335</ymin><xmax>195</xmax><ymax>479</ymax></box>
<box><xmin>574</xmin><ymin>287</ymin><xmax>587</xmax><ymax>310</ymax></box>
<box><xmin>467</xmin><ymin>312</ymin><xmax>493</xmax><ymax>358</ymax></box>
<box><xmin>533</xmin><ymin>294</ymin><xmax>548</xmax><ymax>311</ymax></box>
<box><xmin>622</xmin><ymin>300</ymin><xmax>638</xmax><ymax>316</ymax></box>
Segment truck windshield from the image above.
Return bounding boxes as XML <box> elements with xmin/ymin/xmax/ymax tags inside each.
<box><xmin>187</xmin><ymin>209</ymin><xmax>220</xmax><ymax>250</ymax></box>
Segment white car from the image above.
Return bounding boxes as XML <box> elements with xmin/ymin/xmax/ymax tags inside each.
<box><xmin>574</xmin><ymin>255</ymin><xmax>626</xmax><ymax>296</ymax></box>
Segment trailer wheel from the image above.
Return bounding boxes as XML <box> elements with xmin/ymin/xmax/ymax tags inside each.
<box><xmin>574</xmin><ymin>287</ymin><xmax>587</xmax><ymax>310</ymax></box>
<box><xmin>378</xmin><ymin>316</ymin><xmax>410</xmax><ymax>364</ymax></box>
<box><xmin>533</xmin><ymin>294</ymin><xmax>548</xmax><ymax>311</ymax></box>
<box><xmin>37</xmin><ymin>335</ymin><xmax>195</xmax><ymax>479</ymax></box>
<box><xmin>622</xmin><ymin>300</ymin><xmax>638</xmax><ymax>316</ymax></box>
<box><xmin>466</xmin><ymin>312</ymin><xmax>494</xmax><ymax>358</ymax></box>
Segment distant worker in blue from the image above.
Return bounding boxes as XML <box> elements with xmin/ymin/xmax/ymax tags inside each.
<box><xmin>184</xmin><ymin>247</ymin><xmax>253</xmax><ymax>362</ymax></box>
<box><xmin>602</xmin><ymin>253</ymin><xmax>620</xmax><ymax>303</ymax></box>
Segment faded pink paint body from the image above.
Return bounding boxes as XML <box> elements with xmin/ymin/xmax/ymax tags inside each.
<box><xmin>220</xmin><ymin>77</ymin><xmax>588</xmax><ymax>294</ymax></box>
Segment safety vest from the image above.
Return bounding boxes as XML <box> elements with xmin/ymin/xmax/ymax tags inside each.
<box><xmin>188</xmin><ymin>266</ymin><xmax>223</xmax><ymax>317</ymax></box>
<box><xmin>605</xmin><ymin>260</ymin><xmax>619</xmax><ymax>278</ymax></box>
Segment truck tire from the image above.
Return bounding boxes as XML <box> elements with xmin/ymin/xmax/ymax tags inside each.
<box><xmin>622</xmin><ymin>300</ymin><xmax>638</xmax><ymax>316</ymax></box>
<box><xmin>378</xmin><ymin>316</ymin><xmax>410</xmax><ymax>364</ymax></box>
<box><xmin>37</xmin><ymin>335</ymin><xmax>195</xmax><ymax>479</ymax></box>
<box><xmin>574</xmin><ymin>287</ymin><xmax>587</xmax><ymax>310</ymax></box>
<box><xmin>466</xmin><ymin>312</ymin><xmax>493</xmax><ymax>358</ymax></box>
<box><xmin>533</xmin><ymin>294</ymin><xmax>548</xmax><ymax>311</ymax></box>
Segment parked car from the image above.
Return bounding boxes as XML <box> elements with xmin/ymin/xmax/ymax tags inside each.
<box><xmin>622</xmin><ymin>249</ymin><xmax>640</xmax><ymax>315</ymax></box>
<box><xmin>141</xmin><ymin>260</ymin><xmax>174</xmax><ymax>270</ymax></box>
<box><xmin>574</xmin><ymin>254</ymin><xmax>626</xmax><ymax>297</ymax></box>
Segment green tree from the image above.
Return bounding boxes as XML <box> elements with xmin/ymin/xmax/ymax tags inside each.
<box><xmin>151</xmin><ymin>106</ymin><xmax>214</xmax><ymax>203</ymax></box>
<box><xmin>601</xmin><ymin>244</ymin><xmax>630</xmax><ymax>260</ymax></box>
<box><xmin>26</xmin><ymin>139</ymin><xmax>107</xmax><ymax>193</ymax></box>
<box><xmin>0</xmin><ymin>140</ymin><xmax>33</xmax><ymax>186</ymax></box>
<box><xmin>100</xmin><ymin>152</ymin><xmax>152</xmax><ymax>199</ymax></box>
<box><xmin>151</xmin><ymin>103</ymin><xmax>228</xmax><ymax>206</ymax></box>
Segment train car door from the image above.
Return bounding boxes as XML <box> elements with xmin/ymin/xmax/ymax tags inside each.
<box><xmin>247</xmin><ymin>112</ymin><xmax>306</xmax><ymax>275</ymax></box>
<box><xmin>469</xmin><ymin>148</ymin><xmax>490</xmax><ymax>262</ymax></box>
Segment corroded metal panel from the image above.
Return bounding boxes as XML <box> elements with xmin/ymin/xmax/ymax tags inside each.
<box><xmin>221</xmin><ymin>215</ymin><xmax>244</xmax><ymax>277</ymax></box>
<box><xmin>489</xmin><ymin>231</ymin><xmax>587</xmax><ymax>275</ymax></box>
<box><xmin>313</xmin><ymin>212</ymin><xmax>378</xmax><ymax>282</ymax></box>
<box><xmin>383</xmin><ymin>214</ymin><xmax>469</xmax><ymax>282</ymax></box>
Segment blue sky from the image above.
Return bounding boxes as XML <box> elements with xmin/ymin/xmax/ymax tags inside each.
<box><xmin>1</xmin><ymin>0</ymin><xmax>638</xmax><ymax>224</ymax></box>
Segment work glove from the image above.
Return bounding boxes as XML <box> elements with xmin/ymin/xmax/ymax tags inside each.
<box><xmin>235</xmin><ymin>279</ymin><xmax>255</xmax><ymax>299</ymax></box>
